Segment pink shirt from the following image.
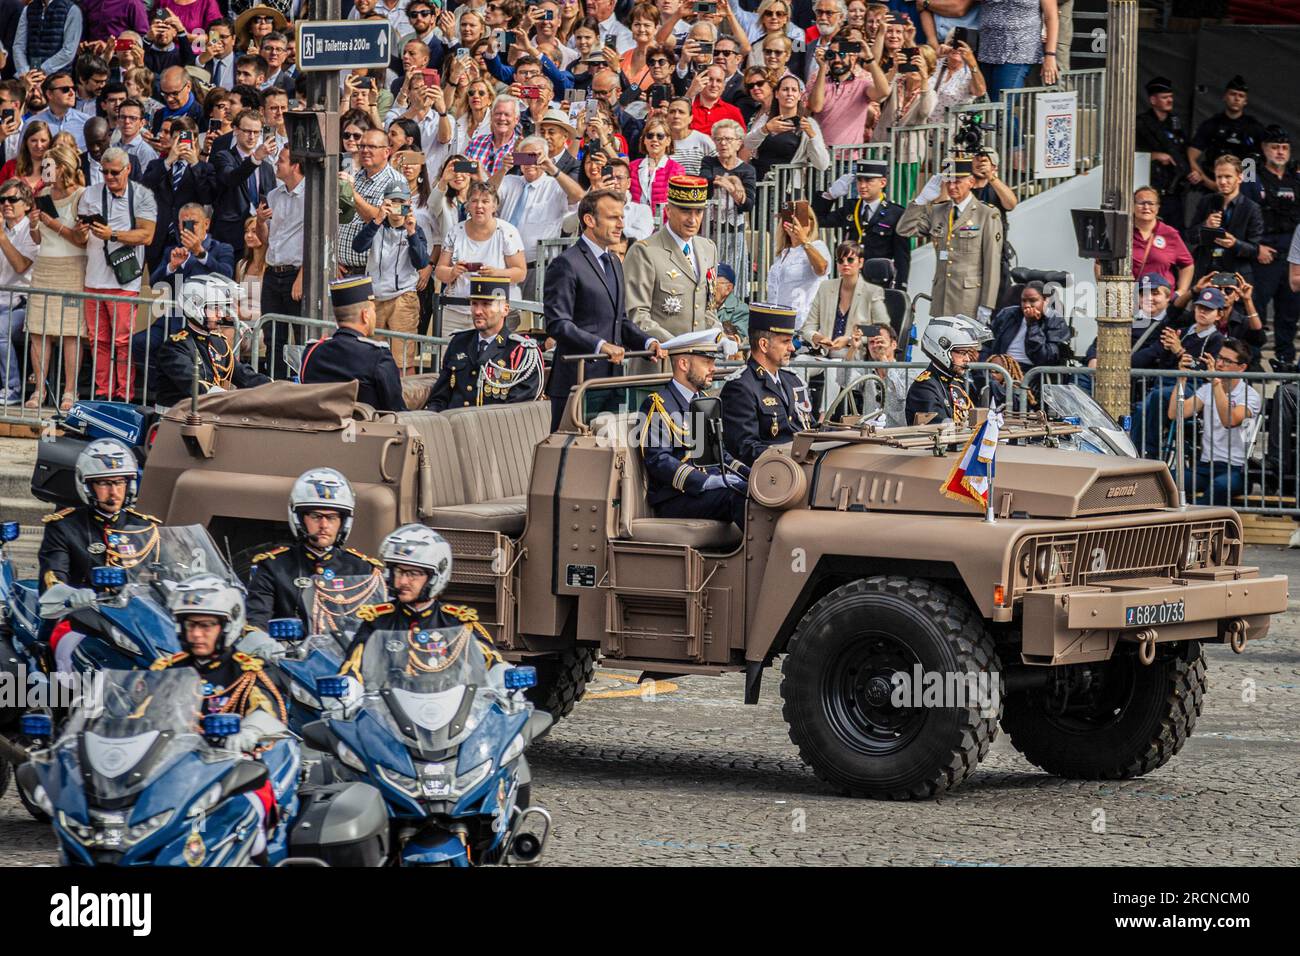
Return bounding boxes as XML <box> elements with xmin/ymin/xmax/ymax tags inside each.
<box><xmin>811</xmin><ymin>72</ymin><xmax>877</xmax><ymax>147</ymax></box>
<box><xmin>1132</xmin><ymin>221</ymin><xmax>1193</xmax><ymax>287</ymax></box>
<box><xmin>629</xmin><ymin>157</ymin><xmax>686</xmax><ymax>208</ymax></box>
<box><xmin>160</xmin><ymin>0</ymin><xmax>223</xmax><ymax>34</ymax></box>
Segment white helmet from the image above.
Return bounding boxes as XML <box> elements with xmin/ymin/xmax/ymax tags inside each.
<box><xmin>179</xmin><ymin>274</ymin><xmax>240</xmax><ymax>328</ymax></box>
<box><xmin>169</xmin><ymin>573</ymin><xmax>247</xmax><ymax>655</ymax></box>
<box><xmin>288</xmin><ymin>468</ymin><xmax>356</xmax><ymax>547</ymax></box>
<box><xmin>921</xmin><ymin>314</ymin><xmax>992</xmax><ymax>376</ymax></box>
<box><xmin>74</xmin><ymin>438</ymin><xmax>140</xmax><ymax>508</ymax></box>
<box><xmin>379</xmin><ymin>524</ymin><xmax>452</xmax><ymax>603</ymax></box>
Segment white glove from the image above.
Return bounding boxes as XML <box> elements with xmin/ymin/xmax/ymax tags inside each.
<box><xmin>205</xmin><ymin>385</ymin><xmax>227</xmax><ymax>394</ymax></box>
<box><xmin>701</xmin><ymin>473</ymin><xmax>726</xmax><ymax>491</ymax></box>
<box><xmin>226</xmin><ymin>709</ymin><xmax>287</xmax><ymax>754</ymax></box>
<box><xmin>823</xmin><ymin>172</ymin><xmax>854</xmax><ymax>201</ymax></box>
<box><xmin>235</xmin><ymin>629</ymin><xmax>283</xmax><ymax>661</ymax></box>
<box><xmin>39</xmin><ymin>584</ymin><xmax>98</xmax><ymax>619</ymax></box>
<box><xmin>913</xmin><ymin>174</ymin><xmax>943</xmax><ymax>205</ymax></box>
<box><xmin>723</xmin><ymin>471</ymin><xmax>748</xmax><ymax>493</ymax></box>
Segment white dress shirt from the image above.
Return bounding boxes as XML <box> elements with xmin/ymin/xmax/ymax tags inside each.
<box><xmin>497</xmin><ymin>174</ymin><xmax>574</xmax><ymax>263</ymax></box>
<box><xmin>265</xmin><ymin>178</ymin><xmax>305</xmax><ymax>268</ymax></box>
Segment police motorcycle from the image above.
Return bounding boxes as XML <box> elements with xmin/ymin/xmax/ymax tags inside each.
<box><xmin>303</xmin><ymin>626</ymin><xmax>553</xmax><ymax>866</ymax></box>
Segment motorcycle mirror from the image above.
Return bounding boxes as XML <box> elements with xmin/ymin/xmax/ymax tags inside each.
<box><xmin>221</xmin><ymin>758</ymin><xmax>270</xmax><ymax>799</ymax></box>
<box><xmin>503</xmin><ymin>665</ymin><xmax>537</xmax><ymax>690</ymax></box>
<box><xmin>91</xmin><ymin>565</ymin><xmax>127</xmax><ymax>589</ymax></box>
<box><xmin>0</xmin><ymin>520</ymin><xmax>19</xmax><ymax>542</ymax></box>
<box><xmin>300</xmin><ymin>720</ymin><xmax>336</xmax><ymax>754</ymax></box>
<box><xmin>316</xmin><ymin>676</ymin><xmax>349</xmax><ymax>699</ymax></box>
<box><xmin>268</xmin><ymin>617</ymin><xmax>305</xmax><ymax>641</ymax></box>
<box><xmin>201</xmin><ymin>712</ymin><xmax>241</xmax><ymax>740</ymax></box>
<box><xmin>20</xmin><ymin>712</ymin><xmax>54</xmax><ymax>740</ymax></box>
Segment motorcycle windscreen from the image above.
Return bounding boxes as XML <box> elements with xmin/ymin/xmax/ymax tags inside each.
<box><xmin>56</xmin><ymin>669</ymin><xmax>207</xmax><ymax>803</ymax></box>
<box><xmin>302</xmin><ymin>573</ymin><xmax>387</xmax><ymax>654</ymax></box>
<box><xmin>116</xmin><ymin>524</ymin><xmax>241</xmax><ymax>590</ymax></box>
<box><xmin>360</xmin><ymin>627</ymin><xmax>497</xmax><ymax>753</ymax></box>
<box><xmin>1040</xmin><ymin>383</ymin><xmax>1138</xmax><ymax>457</ymax></box>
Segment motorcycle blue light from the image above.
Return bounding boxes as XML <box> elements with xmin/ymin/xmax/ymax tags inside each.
<box><xmin>1119</xmin><ymin>415</ymin><xmax>1132</xmax><ymax>432</ymax></box>
<box><xmin>504</xmin><ymin>666</ymin><xmax>537</xmax><ymax>690</ymax></box>
<box><xmin>91</xmin><ymin>565</ymin><xmax>127</xmax><ymax>589</ymax></box>
<box><xmin>20</xmin><ymin>713</ymin><xmax>53</xmax><ymax>738</ymax></box>
<box><xmin>1062</xmin><ymin>416</ymin><xmax>1082</xmax><ymax>427</ymax></box>
<box><xmin>0</xmin><ymin>521</ymin><xmax>18</xmax><ymax>542</ymax></box>
<box><xmin>202</xmin><ymin>713</ymin><xmax>241</xmax><ymax>738</ymax></box>
<box><xmin>268</xmin><ymin>617</ymin><xmax>305</xmax><ymax>640</ymax></box>
<box><xmin>317</xmin><ymin>676</ymin><xmax>349</xmax><ymax>699</ymax></box>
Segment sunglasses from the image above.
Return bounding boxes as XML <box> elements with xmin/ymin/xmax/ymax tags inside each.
<box><xmin>747</xmin><ymin>81</ymin><xmax>768</xmax><ymax>89</ymax></box>
<box><xmin>763</xmin><ymin>49</ymin><xmax>789</xmax><ymax>57</ymax></box>
<box><xmin>649</xmin><ymin>58</ymin><xmax>670</xmax><ymax>66</ymax></box>
<box><xmin>643</xmin><ymin>131</ymin><xmax>669</xmax><ymax>139</ymax></box>
<box><xmin>411</xmin><ymin>7</ymin><xmax>433</xmax><ymax>14</ymax></box>
<box><xmin>103</xmin><ymin>166</ymin><xmax>128</xmax><ymax>176</ymax></box>
<box><xmin>837</xmin><ymin>254</ymin><xmax>860</xmax><ymax>261</ymax></box>
<box><xmin>252</xmin><ymin>14</ymin><xmax>274</xmax><ymax>22</ymax></box>
<box><xmin>343</xmin><ymin>131</ymin><xmax>363</xmax><ymax>140</ymax></box>
<box><xmin>763</xmin><ymin>9</ymin><xmax>788</xmax><ymax>16</ymax></box>
<box><xmin>715</xmin><ymin>48</ymin><xmax>739</xmax><ymax>56</ymax></box>
<box><xmin>0</xmin><ymin>196</ymin><xmax>23</xmax><ymax>205</ymax></box>
<box><xmin>468</xmin><ymin>89</ymin><xmax>489</xmax><ymax>96</ymax></box>
<box><xmin>50</xmin><ymin>85</ymin><xmax>74</xmax><ymax>93</ymax></box>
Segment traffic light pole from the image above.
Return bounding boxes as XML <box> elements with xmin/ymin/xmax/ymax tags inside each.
<box><xmin>1094</xmin><ymin>0</ymin><xmax>1139</xmax><ymax>420</ymax></box>
<box><xmin>300</xmin><ymin>0</ymin><xmax>342</xmax><ymax>324</ymax></box>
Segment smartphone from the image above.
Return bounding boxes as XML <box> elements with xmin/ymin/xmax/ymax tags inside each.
<box><xmin>779</xmin><ymin>201</ymin><xmax>795</xmax><ymax>223</ymax></box>
<box><xmin>207</xmin><ymin>119</ymin><xmax>221</xmax><ymax>134</ymax></box>
<box><xmin>516</xmin><ymin>153</ymin><xmax>538</xmax><ymax>166</ymax></box>
<box><xmin>897</xmin><ymin>63</ymin><xmax>920</xmax><ymax>74</ymax></box>
<box><xmin>1210</xmin><ymin>271</ymin><xmax>1239</xmax><ymax>287</ymax></box>
<box><xmin>1202</xmin><ymin>226</ymin><xmax>1228</xmax><ymax>240</ymax></box>
<box><xmin>563</xmin><ymin>88</ymin><xmax>582</xmax><ymax>103</ymax></box>
<box><xmin>178</xmin><ymin>133</ymin><xmax>194</xmax><ymax>150</ymax></box>
<box><xmin>115</xmin><ymin>38</ymin><xmax>134</xmax><ymax>52</ymax></box>
<box><xmin>694</xmin><ymin>1</ymin><xmax>717</xmax><ymax>11</ymax></box>
<box><xmin>840</xmin><ymin>41</ymin><xmax>861</xmax><ymax>55</ymax></box>
<box><xmin>455</xmin><ymin>47</ymin><xmax>470</xmax><ymax>60</ymax></box>
<box><xmin>460</xmin><ymin>261</ymin><xmax>483</xmax><ymax>272</ymax></box>
<box><xmin>78</xmin><ymin>213</ymin><xmax>106</xmax><ymax>226</ymax></box>
<box><xmin>262</xmin><ymin>125</ymin><xmax>275</xmax><ymax>141</ymax></box>
<box><xmin>541</xmin><ymin>9</ymin><xmax>554</xmax><ymax>19</ymax></box>
<box><xmin>399</xmin><ymin>203</ymin><xmax>411</xmax><ymax>216</ymax></box>
<box><xmin>181</xmin><ymin>219</ymin><xmax>198</xmax><ymax>234</ymax></box>
<box><xmin>951</xmin><ymin>27</ymin><xmax>972</xmax><ymax>47</ymax></box>
<box><xmin>421</xmin><ymin>68</ymin><xmax>440</xmax><ymax>87</ymax></box>
<box><xmin>501</xmin><ymin>30</ymin><xmax>516</xmax><ymax>51</ymax></box>
<box><xmin>586</xmin><ymin>98</ymin><xmax>600</xmax><ymax>118</ymax></box>
<box><xmin>518</xmin><ymin>85</ymin><xmax>540</xmax><ymax>99</ymax></box>
<box><xmin>696</xmin><ymin>41</ymin><xmax>713</xmax><ymax>55</ymax></box>
<box><xmin>36</xmin><ymin>194</ymin><xmax>58</xmax><ymax>218</ymax></box>
<box><xmin>902</xmin><ymin>47</ymin><xmax>919</xmax><ymax>58</ymax></box>
<box><xmin>648</xmin><ymin>84</ymin><xmax>672</xmax><ymax>107</ymax></box>
<box><xmin>0</xmin><ymin>109</ymin><xmax>13</xmax><ymax>123</ymax></box>
<box><xmin>453</xmin><ymin>160</ymin><xmax>477</xmax><ymax>174</ymax></box>
<box><xmin>604</xmin><ymin>35</ymin><xmax>618</xmax><ymax>50</ymax></box>
<box><xmin>362</xmin><ymin>77</ymin><xmax>377</xmax><ymax>91</ymax></box>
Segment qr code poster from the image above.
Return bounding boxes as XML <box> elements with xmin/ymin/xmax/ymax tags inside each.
<box><xmin>1034</xmin><ymin>91</ymin><xmax>1077</xmax><ymax>180</ymax></box>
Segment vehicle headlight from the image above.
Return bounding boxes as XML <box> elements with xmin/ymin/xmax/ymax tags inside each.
<box><xmin>187</xmin><ymin>783</ymin><xmax>223</xmax><ymax>818</ymax></box>
<box><xmin>499</xmin><ymin>733</ymin><xmax>526</xmax><ymax>768</ymax></box>
<box><xmin>1034</xmin><ymin>544</ymin><xmax>1073</xmax><ymax>585</ymax></box>
<box><xmin>109</xmin><ymin>625</ymin><xmax>143</xmax><ymax>657</ymax></box>
<box><xmin>375</xmin><ymin>764</ymin><xmax>420</xmax><ymax>797</ymax></box>
<box><xmin>58</xmin><ymin>810</ymin><xmax>94</xmax><ymax>844</ymax></box>
<box><xmin>453</xmin><ymin>760</ymin><xmax>492</xmax><ymax>796</ymax></box>
<box><xmin>1182</xmin><ymin>531</ymin><xmax>1211</xmax><ymax>570</ymax></box>
<box><xmin>336</xmin><ymin>740</ymin><xmax>367</xmax><ymax>773</ymax></box>
<box><xmin>124</xmin><ymin>810</ymin><xmax>173</xmax><ymax>845</ymax></box>
<box><xmin>289</xmin><ymin>682</ymin><xmax>321</xmax><ymax>709</ymax></box>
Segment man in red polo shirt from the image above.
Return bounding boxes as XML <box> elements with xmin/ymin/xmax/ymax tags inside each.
<box><xmin>690</xmin><ymin>64</ymin><xmax>744</xmax><ymax>135</ymax></box>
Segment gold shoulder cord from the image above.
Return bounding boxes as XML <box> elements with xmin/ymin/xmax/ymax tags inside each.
<box><xmin>640</xmin><ymin>392</ymin><xmax>690</xmax><ymax>450</ymax></box>
<box><xmin>216</xmin><ymin>671</ymin><xmax>288</xmax><ymax>724</ymax></box>
<box><xmin>106</xmin><ymin>523</ymin><xmax>161</xmax><ymax>568</ymax></box>
<box><xmin>206</xmin><ymin>337</ymin><xmax>236</xmax><ymax>389</ymax></box>
<box><xmin>309</xmin><ymin>575</ymin><xmax>385</xmax><ymax>635</ymax></box>
<box><xmin>404</xmin><ymin>624</ymin><xmax>471</xmax><ymax>675</ymax></box>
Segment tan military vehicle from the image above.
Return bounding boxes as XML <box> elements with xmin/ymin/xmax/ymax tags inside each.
<box><xmin>136</xmin><ymin>377</ymin><xmax>1289</xmax><ymax>799</ymax></box>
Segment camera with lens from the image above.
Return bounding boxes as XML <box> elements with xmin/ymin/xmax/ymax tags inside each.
<box><xmin>952</xmin><ymin>111</ymin><xmax>996</xmax><ymax>155</ymax></box>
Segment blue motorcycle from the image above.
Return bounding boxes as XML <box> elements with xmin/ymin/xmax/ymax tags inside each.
<box><xmin>304</xmin><ymin>625</ymin><xmax>553</xmax><ymax>866</ymax></box>
<box><xmin>14</xmin><ymin>668</ymin><xmax>305</xmax><ymax>866</ymax></box>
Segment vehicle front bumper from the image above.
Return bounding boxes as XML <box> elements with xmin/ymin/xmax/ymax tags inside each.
<box><xmin>1019</xmin><ymin>566</ymin><xmax>1289</xmax><ymax>665</ymax></box>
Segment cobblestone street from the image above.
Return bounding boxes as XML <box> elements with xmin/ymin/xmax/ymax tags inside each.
<box><xmin>4</xmin><ymin>547</ymin><xmax>1297</xmax><ymax>867</ymax></box>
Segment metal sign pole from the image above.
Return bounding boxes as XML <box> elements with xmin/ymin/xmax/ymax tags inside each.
<box><xmin>299</xmin><ymin>0</ymin><xmax>343</xmax><ymax>324</ymax></box>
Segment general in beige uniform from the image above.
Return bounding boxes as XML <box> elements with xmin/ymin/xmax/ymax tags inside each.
<box><xmin>896</xmin><ymin>159</ymin><xmax>1003</xmax><ymax>321</ymax></box>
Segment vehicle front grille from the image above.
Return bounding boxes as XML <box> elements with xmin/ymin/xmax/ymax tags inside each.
<box><xmin>1077</xmin><ymin>474</ymin><xmax>1172</xmax><ymax>514</ymax></box>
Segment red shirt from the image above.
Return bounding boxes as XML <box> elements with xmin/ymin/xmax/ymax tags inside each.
<box><xmin>1131</xmin><ymin>220</ymin><xmax>1193</xmax><ymax>287</ymax></box>
<box><xmin>691</xmin><ymin>97</ymin><xmax>744</xmax><ymax>136</ymax></box>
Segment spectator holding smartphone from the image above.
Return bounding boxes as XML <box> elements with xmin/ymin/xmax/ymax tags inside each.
<box><xmin>433</xmin><ymin>180</ymin><xmax>526</xmax><ymax>334</ymax></box>
<box><xmin>926</xmin><ymin>38</ymin><xmax>985</xmax><ymax>122</ymax></box>
<box><xmin>494</xmin><ymin>134</ymin><xmax>583</xmax><ymax>298</ymax></box>
<box><xmin>211</xmin><ymin>109</ymin><xmax>276</xmax><ymax>259</ymax></box>
<box><xmin>1191</xmin><ymin>154</ymin><xmax>1263</xmax><ymax>283</ymax></box>
<box><xmin>352</xmin><ymin>179</ymin><xmax>430</xmax><ymax>376</ymax></box>
<box><xmin>151</xmin><ymin>202</ymin><xmax>232</xmax><ymax>282</ymax></box>
<box><xmin>807</xmin><ymin>31</ymin><xmax>888</xmax><ymax>149</ymax></box>
<box><xmin>1167</xmin><ymin>338</ymin><xmax>1260</xmax><ymax>506</ymax></box>
<box><xmin>139</xmin><ymin>115</ymin><xmax>214</xmax><ymax>271</ymax></box>
<box><xmin>742</xmin><ymin>74</ymin><xmax>830</xmax><ymax>183</ymax></box>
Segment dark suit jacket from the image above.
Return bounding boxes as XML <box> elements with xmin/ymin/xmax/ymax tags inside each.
<box><xmin>543</xmin><ymin>237</ymin><xmax>652</xmax><ymax>404</ymax></box>
<box><xmin>210</xmin><ymin>147</ymin><xmax>276</xmax><ymax>256</ymax></box>
<box><xmin>1190</xmin><ymin>192</ymin><xmax>1264</xmax><ymax>280</ymax></box>
<box><xmin>140</xmin><ymin>158</ymin><xmax>218</xmax><ymax>271</ymax></box>
<box><xmin>148</xmin><ymin>236</ymin><xmax>236</xmax><ymax>285</ymax></box>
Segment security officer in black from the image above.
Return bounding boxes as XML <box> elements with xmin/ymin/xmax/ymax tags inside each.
<box><xmin>1136</xmin><ymin>76</ymin><xmax>1193</xmax><ymax>231</ymax></box>
<box><xmin>38</xmin><ymin>438</ymin><xmax>161</xmax><ymax>594</ymax></box>
<box><xmin>424</xmin><ymin>275</ymin><xmax>543</xmax><ymax>411</ymax></box>
<box><xmin>1242</xmin><ymin>125</ymin><xmax>1300</xmax><ymax>369</ymax></box>
<box><xmin>817</xmin><ymin>159</ymin><xmax>910</xmax><ymax>287</ymax></box>
<box><xmin>1188</xmin><ymin>75</ymin><xmax>1269</xmax><ymax>183</ymax></box>
<box><xmin>155</xmin><ymin>275</ymin><xmax>269</xmax><ymax>408</ymax></box>
<box><xmin>905</xmin><ymin>314</ymin><xmax>990</xmax><ymax>427</ymax></box>
<box><xmin>300</xmin><ymin>276</ymin><xmax>408</xmax><ymax>412</ymax></box>
<box><xmin>719</xmin><ymin>303</ymin><xmax>816</xmax><ymax>466</ymax></box>
<box><xmin>244</xmin><ymin>468</ymin><xmax>384</xmax><ymax>629</ymax></box>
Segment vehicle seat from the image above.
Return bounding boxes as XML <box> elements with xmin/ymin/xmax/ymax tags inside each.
<box><xmin>401</xmin><ymin>373</ymin><xmax>438</xmax><ymax>411</ymax></box>
<box><xmin>593</xmin><ymin>412</ymin><xmax>742</xmax><ymax>551</ymax></box>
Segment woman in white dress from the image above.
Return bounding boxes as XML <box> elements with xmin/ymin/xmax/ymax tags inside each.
<box><xmin>432</xmin><ymin>181</ymin><xmax>527</xmax><ymax>335</ymax></box>
<box><xmin>764</xmin><ymin>198</ymin><xmax>829</xmax><ymax>326</ymax></box>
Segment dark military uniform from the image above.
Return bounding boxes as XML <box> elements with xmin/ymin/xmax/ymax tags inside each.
<box><xmin>1136</xmin><ymin>106</ymin><xmax>1192</xmax><ymax>231</ymax></box>
<box><xmin>822</xmin><ymin>196</ymin><xmax>910</xmax><ymax>287</ymax></box>
<box><xmin>1189</xmin><ymin>111</ymin><xmax>1269</xmax><ymax>172</ymax></box>
<box><xmin>155</xmin><ymin>325</ymin><xmax>269</xmax><ymax>408</ymax></box>
<box><xmin>151</xmin><ymin>649</ymin><xmax>288</xmax><ymax>723</ymax></box>
<box><xmin>1243</xmin><ymin>151</ymin><xmax>1300</xmax><ymax>365</ymax></box>
<box><xmin>245</xmin><ymin>543</ymin><xmax>385</xmax><ymax>629</ymax></box>
<box><xmin>424</xmin><ymin>328</ymin><xmax>543</xmax><ymax>412</ymax></box>
<box><xmin>720</xmin><ymin>359</ymin><xmax>815</xmax><ymax>466</ymax></box>
<box><xmin>904</xmin><ymin>363</ymin><xmax>975</xmax><ymax>427</ymax></box>
<box><xmin>639</xmin><ymin>380</ymin><xmax>746</xmax><ymax>528</ymax></box>
<box><xmin>37</xmin><ymin>506</ymin><xmax>161</xmax><ymax>592</ymax></box>
<box><xmin>300</xmin><ymin>327</ymin><xmax>407</xmax><ymax>412</ymax></box>
<box><xmin>339</xmin><ymin>601</ymin><xmax>499</xmax><ymax>683</ymax></box>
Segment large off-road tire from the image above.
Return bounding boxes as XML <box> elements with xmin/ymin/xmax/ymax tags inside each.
<box><xmin>526</xmin><ymin>646</ymin><xmax>597</xmax><ymax>721</ymax></box>
<box><xmin>1001</xmin><ymin>641</ymin><xmax>1206</xmax><ymax>780</ymax></box>
<box><xmin>781</xmin><ymin>576</ymin><xmax>1001</xmax><ymax>800</ymax></box>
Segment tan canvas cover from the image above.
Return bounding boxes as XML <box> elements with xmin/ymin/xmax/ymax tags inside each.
<box><xmin>160</xmin><ymin>380</ymin><xmax>360</xmax><ymax>431</ymax></box>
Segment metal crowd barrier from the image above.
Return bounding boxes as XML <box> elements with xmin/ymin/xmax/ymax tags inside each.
<box><xmin>1016</xmin><ymin>364</ymin><xmax>1300</xmax><ymax>516</ymax></box>
<box><xmin>998</xmin><ymin>68</ymin><xmax>1105</xmax><ymax>202</ymax></box>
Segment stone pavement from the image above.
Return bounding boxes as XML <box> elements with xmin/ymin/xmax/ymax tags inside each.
<box><xmin>2</xmin><ymin>546</ymin><xmax>1295</xmax><ymax>867</ymax></box>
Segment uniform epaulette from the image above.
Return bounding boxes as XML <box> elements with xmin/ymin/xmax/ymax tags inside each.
<box><xmin>126</xmin><ymin>508</ymin><xmax>161</xmax><ymax>522</ymax></box>
<box><xmin>442</xmin><ymin>603</ymin><xmax>478</xmax><ymax>623</ymax></box>
<box><xmin>232</xmin><ymin>651</ymin><xmax>264</xmax><ymax>672</ymax></box>
<box><xmin>508</xmin><ymin>332</ymin><xmax>539</xmax><ymax>348</ymax></box>
<box><xmin>150</xmin><ymin>651</ymin><xmax>189</xmax><ymax>671</ymax></box>
<box><xmin>357</xmin><ymin>602</ymin><xmax>395</xmax><ymax>621</ymax></box>
<box><xmin>42</xmin><ymin>507</ymin><xmax>75</xmax><ymax>523</ymax></box>
<box><xmin>916</xmin><ymin>370</ymin><xmax>932</xmax><ymax>382</ymax></box>
<box><xmin>360</xmin><ymin>336</ymin><xmax>392</xmax><ymax>349</ymax></box>
<box><xmin>169</xmin><ymin>329</ymin><xmax>188</xmax><ymax>342</ymax></box>
<box><xmin>346</xmin><ymin>547</ymin><xmax>385</xmax><ymax>568</ymax></box>
<box><xmin>251</xmin><ymin>546</ymin><xmax>290</xmax><ymax>564</ymax></box>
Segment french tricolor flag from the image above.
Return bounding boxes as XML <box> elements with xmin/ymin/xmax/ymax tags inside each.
<box><xmin>940</xmin><ymin>407</ymin><xmax>1003</xmax><ymax>512</ymax></box>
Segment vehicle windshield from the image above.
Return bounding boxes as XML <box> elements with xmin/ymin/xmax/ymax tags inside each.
<box><xmin>1040</xmin><ymin>384</ymin><xmax>1122</xmax><ymax>432</ymax></box>
<box><xmin>303</xmin><ymin>573</ymin><xmax>386</xmax><ymax>653</ymax></box>
<box><xmin>119</xmin><ymin>524</ymin><xmax>238</xmax><ymax>590</ymax></box>
<box><xmin>358</xmin><ymin>626</ymin><xmax>496</xmax><ymax>751</ymax></box>
<box><xmin>53</xmin><ymin>669</ymin><xmax>210</xmax><ymax>802</ymax></box>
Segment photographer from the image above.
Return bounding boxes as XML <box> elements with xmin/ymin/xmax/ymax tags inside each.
<box><xmin>352</xmin><ymin>179</ymin><xmax>430</xmax><ymax>376</ymax></box>
<box><xmin>1190</xmin><ymin>154</ymin><xmax>1262</xmax><ymax>282</ymax></box>
<box><xmin>1166</xmin><ymin>338</ymin><xmax>1260</xmax><ymax>506</ymax></box>
<box><xmin>925</xmin><ymin>37</ymin><xmax>985</xmax><ymax>122</ymax></box>
<box><xmin>807</xmin><ymin>31</ymin><xmax>888</xmax><ymax>149</ymax></box>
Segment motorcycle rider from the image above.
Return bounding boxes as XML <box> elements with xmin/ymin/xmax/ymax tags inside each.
<box><xmin>339</xmin><ymin>524</ymin><xmax>499</xmax><ymax>685</ymax></box>
<box><xmin>38</xmin><ymin>438</ymin><xmax>162</xmax><ymax>674</ymax></box>
<box><xmin>244</xmin><ymin>468</ymin><xmax>385</xmax><ymax>630</ymax></box>
<box><xmin>152</xmin><ymin>573</ymin><xmax>289</xmax><ymax>862</ymax></box>
<box><xmin>904</xmin><ymin>314</ymin><xmax>991</xmax><ymax>427</ymax></box>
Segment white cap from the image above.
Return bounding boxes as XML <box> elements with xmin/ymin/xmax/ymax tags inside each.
<box><xmin>660</xmin><ymin>329</ymin><xmax>739</xmax><ymax>359</ymax></box>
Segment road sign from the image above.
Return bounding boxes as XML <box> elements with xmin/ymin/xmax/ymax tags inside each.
<box><xmin>295</xmin><ymin>19</ymin><xmax>391</xmax><ymax>72</ymax></box>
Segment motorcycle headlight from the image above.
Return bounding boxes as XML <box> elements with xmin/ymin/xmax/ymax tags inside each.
<box><xmin>375</xmin><ymin>764</ymin><xmax>420</xmax><ymax>797</ymax></box>
<box><xmin>187</xmin><ymin>783</ymin><xmax>223</xmax><ymax>818</ymax></box>
<box><xmin>125</xmin><ymin>810</ymin><xmax>173</xmax><ymax>845</ymax></box>
<box><xmin>58</xmin><ymin>810</ymin><xmax>94</xmax><ymax>844</ymax></box>
<box><xmin>289</xmin><ymin>682</ymin><xmax>321</xmax><ymax>709</ymax></box>
<box><xmin>336</xmin><ymin>740</ymin><xmax>367</xmax><ymax>773</ymax></box>
<box><xmin>109</xmin><ymin>625</ymin><xmax>143</xmax><ymax>657</ymax></box>
<box><xmin>453</xmin><ymin>760</ymin><xmax>492</xmax><ymax>797</ymax></box>
<box><xmin>499</xmin><ymin>732</ymin><xmax>526</xmax><ymax>768</ymax></box>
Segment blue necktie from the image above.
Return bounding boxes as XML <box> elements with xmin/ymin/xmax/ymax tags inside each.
<box><xmin>172</xmin><ymin>161</ymin><xmax>186</xmax><ymax>191</ymax></box>
<box><xmin>599</xmin><ymin>252</ymin><xmax>616</xmax><ymax>297</ymax></box>
<box><xmin>247</xmin><ymin>167</ymin><xmax>259</xmax><ymax>208</ymax></box>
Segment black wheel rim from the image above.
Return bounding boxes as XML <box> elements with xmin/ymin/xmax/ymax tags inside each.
<box><xmin>820</xmin><ymin>632</ymin><xmax>928</xmax><ymax>756</ymax></box>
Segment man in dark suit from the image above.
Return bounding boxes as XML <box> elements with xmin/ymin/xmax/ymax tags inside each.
<box><xmin>543</xmin><ymin>188</ymin><xmax>666</xmax><ymax>431</ymax></box>
<box><xmin>81</xmin><ymin>117</ymin><xmax>142</xmax><ymax>186</ymax></box>
<box><xmin>210</xmin><ymin>108</ymin><xmax>277</xmax><ymax>259</ymax></box>
<box><xmin>1190</xmin><ymin>153</ymin><xmax>1264</xmax><ymax>282</ymax></box>
<box><xmin>140</xmin><ymin>118</ymin><xmax>217</xmax><ymax>272</ymax></box>
<box><xmin>816</xmin><ymin>160</ymin><xmax>910</xmax><ymax>288</ymax></box>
